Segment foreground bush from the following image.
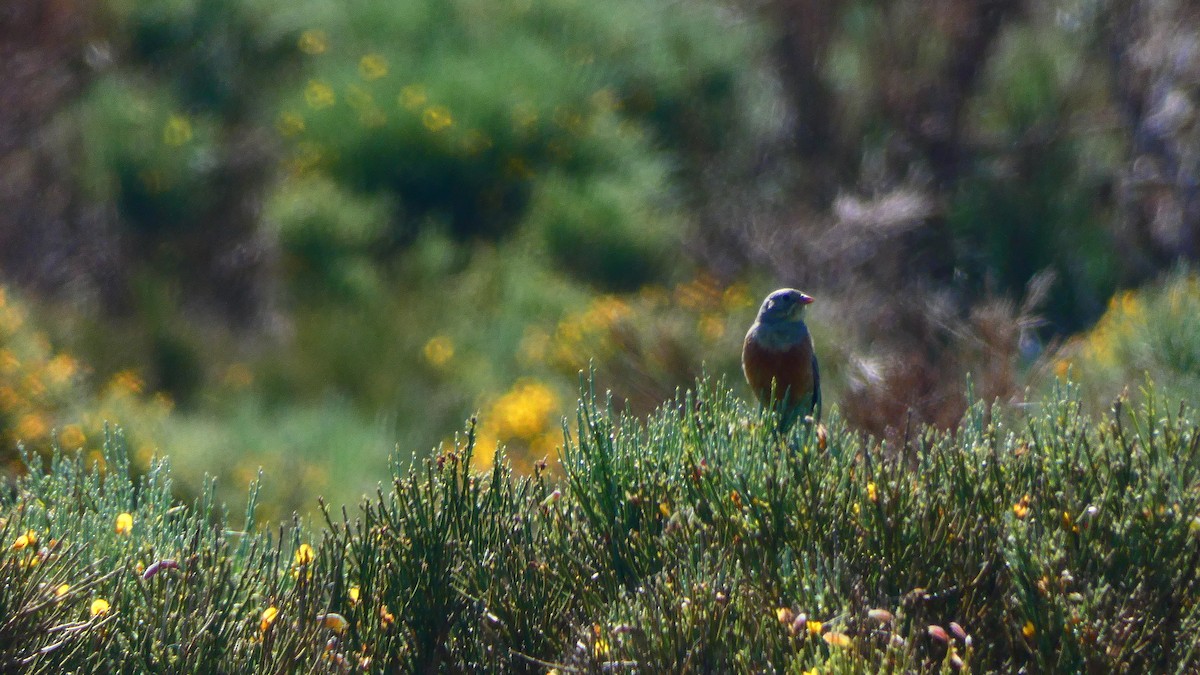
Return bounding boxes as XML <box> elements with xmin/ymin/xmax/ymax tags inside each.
<box><xmin>3</xmin><ymin>379</ymin><xmax>1198</xmax><ymax>672</ymax></box>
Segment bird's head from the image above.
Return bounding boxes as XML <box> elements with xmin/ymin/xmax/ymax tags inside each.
<box><xmin>755</xmin><ymin>288</ymin><xmax>814</xmax><ymax>324</ymax></box>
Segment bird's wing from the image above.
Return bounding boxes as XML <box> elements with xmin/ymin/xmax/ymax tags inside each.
<box><xmin>810</xmin><ymin>351</ymin><xmax>821</xmax><ymax>421</ymax></box>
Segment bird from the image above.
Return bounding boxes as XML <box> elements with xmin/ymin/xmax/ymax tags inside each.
<box><xmin>742</xmin><ymin>288</ymin><xmax>821</xmax><ymax>430</ymax></box>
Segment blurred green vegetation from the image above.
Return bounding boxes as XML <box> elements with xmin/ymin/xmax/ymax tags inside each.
<box><xmin>1048</xmin><ymin>270</ymin><xmax>1200</xmax><ymax>410</ymax></box>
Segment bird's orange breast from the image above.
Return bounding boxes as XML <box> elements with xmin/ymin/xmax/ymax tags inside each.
<box><xmin>742</xmin><ymin>332</ymin><xmax>815</xmax><ymax>410</ymax></box>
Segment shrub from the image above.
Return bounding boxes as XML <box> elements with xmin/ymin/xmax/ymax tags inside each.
<box><xmin>6</xmin><ymin>377</ymin><xmax>1198</xmax><ymax>671</ymax></box>
<box><xmin>1047</xmin><ymin>269</ymin><xmax>1200</xmax><ymax>408</ymax></box>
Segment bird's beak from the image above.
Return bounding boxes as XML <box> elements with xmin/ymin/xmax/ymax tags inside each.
<box><xmin>798</xmin><ymin>293</ymin><xmax>814</xmax><ymax>305</ymax></box>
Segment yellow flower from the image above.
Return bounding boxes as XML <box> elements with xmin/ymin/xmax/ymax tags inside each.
<box><xmin>822</xmin><ymin>631</ymin><xmax>852</xmax><ymax>648</ymax></box>
<box><xmin>359</xmin><ymin>53</ymin><xmax>388</xmax><ymax>80</ymax></box>
<box><xmin>348</xmin><ymin>585</ymin><xmax>361</xmax><ymax>604</ymax></box>
<box><xmin>422</xmin><ymin>105</ymin><xmax>453</xmax><ymax>132</ymax></box>
<box><xmin>379</xmin><ymin>604</ymin><xmax>395</xmax><ymax>629</ymax></box>
<box><xmin>866</xmin><ymin>481</ymin><xmax>878</xmax><ymax>503</ymax></box>
<box><xmin>60</xmin><ymin>424</ymin><xmax>86</xmax><ymax>450</ymax></box>
<box><xmin>318</xmin><ymin>612</ymin><xmax>349</xmax><ymax>634</ymax></box>
<box><xmin>398</xmin><ymin>84</ymin><xmax>428</xmax><ymax>110</ymax></box>
<box><xmin>422</xmin><ymin>335</ymin><xmax>455</xmax><ymax>367</ymax></box>
<box><xmin>297</xmin><ymin>29</ymin><xmax>328</xmax><ymax>55</ymax></box>
<box><xmin>806</xmin><ymin>620</ymin><xmax>823</xmax><ymax>635</ymax></box>
<box><xmin>294</xmin><ymin>543</ymin><xmax>315</xmax><ymax>566</ymax></box>
<box><xmin>162</xmin><ymin>114</ymin><xmax>193</xmax><ymax>146</ymax></box>
<box><xmin>45</xmin><ymin>354</ymin><xmax>77</xmax><ymax>384</ymax></box>
<box><xmin>12</xmin><ymin>529</ymin><xmax>36</xmax><ymax>550</ymax></box>
<box><xmin>0</xmin><ymin>349</ymin><xmax>17</xmax><ymax>374</ymax></box>
<box><xmin>0</xmin><ymin>385</ymin><xmax>19</xmax><ymax>412</ymax></box>
<box><xmin>1013</xmin><ymin>494</ymin><xmax>1031</xmax><ymax>519</ymax></box>
<box><xmin>115</xmin><ymin>512</ymin><xmax>134</xmax><ymax>536</ymax></box>
<box><xmin>90</xmin><ymin>598</ymin><xmax>111</xmax><ymax>617</ymax></box>
<box><xmin>261</xmin><ymin>606</ymin><xmax>279</xmax><ymax>632</ymax></box>
<box><xmin>285</xmin><ymin>142</ymin><xmax>325</xmax><ymax>175</ymax></box>
<box><xmin>16</xmin><ymin>412</ymin><xmax>48</xmax><ymax>440</ymax></box>
<box><xmin>108</xmin><ymin>370</ymin><xmax>144</xmax><ymax>395</ymax></box>
<box><xmin>698</xmin><ymin>314</ymin><xmax>725</xmax><ymax>341</ymax></box>
<box><xmin>489</xmin><ymin>380</ymin><xmax>558</xmax><ymax>440</ymax></box>
<box><xmin>305</xmin><ymin>80</ymin><xmax>337</xmax><ymax>110</ymax></box>
<box><xmin>277</xmin><ymin>112</ymin><xmax>306</xmax><ymax>137</ymax></box>
<box><xmin>55</xmin><ymin>583</ymin><xmax>70</xmax><ymax>597</ymax></box>
<box><xmin>1022</xmin><ymin>620</ymin><xmax>1036</xmax><ymax>638</ymax></box>
<box><xmin>1053</xmin><ymin>359</ymin><xmax>1071</xmax><ymax>378</ymax></box>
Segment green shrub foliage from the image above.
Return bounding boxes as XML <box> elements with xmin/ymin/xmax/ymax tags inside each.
<box><xmin>6</xmin><ymin>380</ymin><xmax>1200</xmax><ymax>672</ymax></box>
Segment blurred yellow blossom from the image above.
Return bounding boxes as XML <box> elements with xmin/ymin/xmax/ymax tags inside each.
<box><xmin>823</xmin><ymin>632</ymin><xmax>852</xmax><ymax>648</ymax></box>
<box><xmin>722</xmin><ymin>282</ymin><xmax>754</xmax><ymax>310</ymax></box>
<box><xmin>22</xmin><ymin>373</ymin><xmax>45</xmax><ymax>398</ymax></box>
<box><xmin>90</xmin><ymin>598</ymin><xmax>111</xmax><ymax>617</ymax></box>
<box><xmin>0</xmin><ymin>349</ymin><xmax>17</xmax><ymax>374</ymax></box>
<box><xmin>305</xmin><ymin>80</ymin><xmax>337</xmax><ymax>110</ymax></box>
<box><xmin>1022</xmin><ymin>620</ymin><xmax>1036</xmax><ymax>638</ymax></box>
<box><xmin>459</xmin><ymin>129</ymin><xmax>492</xmax><ymax>156</ymax></box>
<box><xmin>108</xmin><ymin>370</ymin><xmax>144</xmax><ymax>396</ymax></box>
<box><xmin>518</xmin><ymin>327</ymin><xmax>550</xmax><ymax>365</ymax></box>
<box><xmin>0</xmin><ymin>386</ymin><xmax>19</xmax><ymax>412</ymax></box>
<box><xmin>60</xmin><ymin>424</ymin><xmax>86</xmax><ymax>450</ymax></box>
<box><xmin>423</xmin><ymin>335</ymin><xmax>455</xmax><ymax>367</ymax></box>
<box><xmin>115</xmin><ymin>512</ymin><xmax>134</xmax><ymax>536</ymax></box>
<box><xmin>348</xmin><ymin>585</ymin><xmax>360</xmax><ymax>604</ymax></box>
<box><xmin>277</xmin><ymin>111</ymin><xmax>306</xmax><ymax>137</ymax></box>
<box><xmin>44</xmin><ymin>354</ymin><xmax>77</xmax><ymax>384</ymax></box>
<box><xmin>162</xmin><ymin>114</ymin><xmax>193</xmax><ymax>146</ymax></box>
<box><xmin>55</xmin><ymin>583</ymin><xmax>70</xmax><ymax>597</ymax></box>
<box><xmin>422</xmin><ymin>105</ymin><xmax>453</xmax><ymax>132</ymax></box>
<box><xmin>398</xmin><ymin>85</ymin><xmax>428</xmax><ymax>110</ymax></box>
<box><xmin>698</xmin><ymin>314</ymin><xmax>725</xmax><ymax>341</ymax></box>
<box><xmin>297</xmin><ymin>29</ymin><xmax>328</xmax><ymax>55</ymax></box>
<box><xmin>359</xmin><ymin>53</ymin><xmax>388</xmax><ymax>80</ymax></box>
<box><xmin>285</xmin><ymin>142</ymin><xmax>325</xmax><ymax>175</ymax></box>
<box><xmin>491</xmin><ymin>380</ymin><xmax>557</xmax><ymax>440</ymax></box>
<box><xmin>16</xmin><ymin>412</ymin><xmax>48</xmax><ymax>440</ymax></box>
<box><xmin>1053</xmin><ymin>359</ymin><xmax>1071</xmax><ymax>378</ymax></box>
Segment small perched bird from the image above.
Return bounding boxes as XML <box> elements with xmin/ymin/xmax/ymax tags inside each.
<box><xmin>742</xmin><ymin>288</ymin><xmax>821</xmax><ymax>429</ymax></box>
